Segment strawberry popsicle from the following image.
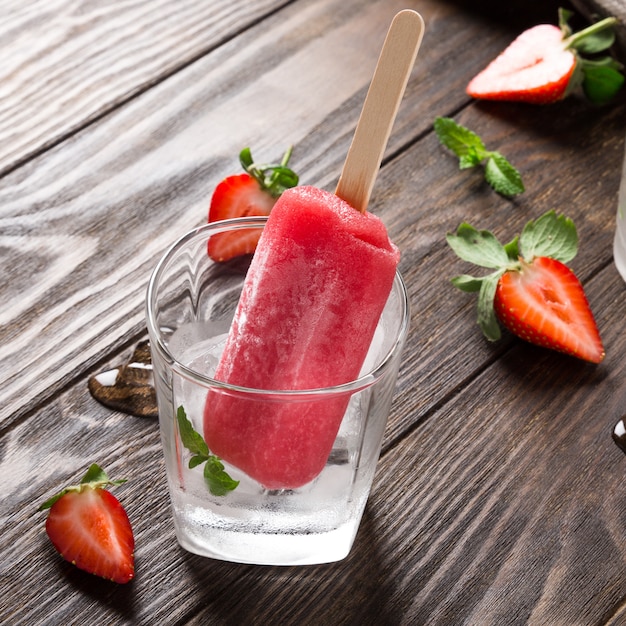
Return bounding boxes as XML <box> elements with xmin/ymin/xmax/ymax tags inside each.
<box><xmin>203</xmin><ymin>185</ymin><xmax>399</xmax><ymax>489</ymax></box>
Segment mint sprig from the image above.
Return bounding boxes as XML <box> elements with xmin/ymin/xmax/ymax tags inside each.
<box><xmin>447</xmin><ymin>211</ymin><xmax>578</xmax><ymax>340</ymax></box>
<box><xmin>434</xmin><ymin>117</ymin><xmax>524</xmax><ymax>197</ymax></box>
<box><xmin>240</xmin><ymin>146</ymin><xmax>299</xmax><ymax>198</ymax></box>
<box><xmin>176</xmin><ymin>406</ymin><xmax>239</xmax><ymax>496</ymax></box>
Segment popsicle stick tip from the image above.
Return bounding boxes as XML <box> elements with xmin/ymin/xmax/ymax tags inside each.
<box><xmin>336</xmin><ymin>9</ymin><xmax>424</xmax><ymax>213</ymax></box>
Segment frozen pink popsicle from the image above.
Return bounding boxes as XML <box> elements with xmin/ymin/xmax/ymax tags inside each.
<box><xmin>203</xmin><ymin>185</ymin><xmax>399</xmax><ymax>489</ymax></box>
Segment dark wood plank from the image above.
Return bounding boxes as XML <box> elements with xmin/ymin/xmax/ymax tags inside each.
<box><xmin>378</xmin><ymin>94</ymin><xmax>626</xmax><ymax>446</ymax></box>
<box><xmin>0</xmin><ymin>0</ymin><xmax>579</xmax><ymax>431</ymax></box>
<box><xmin>2</xmin><ymin>265</ymin><xmax>624</xmax><ymax>625</ymax></box>
<box><xmin>3</xmin><ymin>0</ymin><xmax>626</xmax><ymax>623</ymax></box>
<box><xmin>0</xmin><ymin>0</ymin><xmax>292</xmax><ymax>176</ymax></box>
<box><xmin>1</xmin><ymin>0</ymin><xmax>479</xmax><ymax>430</ymax></box>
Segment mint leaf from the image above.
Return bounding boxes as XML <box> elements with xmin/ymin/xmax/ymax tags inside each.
<box><xmin>176</xmin><ymin>405</ymin><xmax>238</xmax><ymax>496</ymax></box>
<box><xmin>485</xmin><ymin>152</ymin><xmax>525</xmax><ymax>197</ymax></box>
<box><xmin>204</xmin><ymin>457</ymin><xmax>240</xmax><ymax>497</ymax></box>
<box><xmin>177</xmin><ymin>406</ymin><xmax>209</xmax><ymax>458</ymax></box>
<box><xmin>434</xmin><ymin>117</ymin><xmax>487</xmax><ymax>161</ymax></box>
<box><xmin>459</xmin><ymin>148</ymin><xmax>483</xmax><ymax>169</ymax></box>
<box><xmin>435</xmin><ymin>118</ymin><xmax>524</xmax><ymax>197</ymax></box>
<box><xmin>519</xmin><ymin>211</ymin><xmax>578</xmax><ymax>262</ymax></box>
<box><xmin>446</xmin><ymin>224</ymin><xmax>509</xmax><ymax>268</ymax></box>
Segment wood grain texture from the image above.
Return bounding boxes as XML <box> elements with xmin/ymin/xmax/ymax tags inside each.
<box><xmin>0</xmin><ymin>0</ymin><xmax>291</xmax><ymax>176</ymax></box>
<box><xmin>0</xmin><ymin>0</ymin><xmax>423</xmax><ymax>429</ymax></box>
<box><xmin>2</xmin><ymin>0</ymin><xmax>626</xmax><ymax>623</ymax></box>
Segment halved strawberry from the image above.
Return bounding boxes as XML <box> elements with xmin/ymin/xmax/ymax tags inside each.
<box><xmin>494</xmin><ymin>256</ymin><xmax>604</xmax><ymax>362</ymax></box>
<box><xmin>447</xmin><ymin>211</ymin><xmax>604</xmax><ymax>363</ymax></box>
<box><xmin>467</xmin><ymin>9</ymin><xmax>624</xmax><ymax>105</ymax></box>
<box><xmin>39</xmin><ymin>464</ymin><xmax>135</xmax><ymax>584</ymax></box>
<box><xmin>208</xmin><ymin>147</ymin><xmax>299</xmax><ymax>261</ymax></box>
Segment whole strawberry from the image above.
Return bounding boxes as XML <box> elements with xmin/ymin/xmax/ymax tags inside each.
<box><xmin>467</xmin><ymin>9</ymin><xmax>624</xmax><ymax>105</ymax></box>
<box><xmin>207</xmin><ymin>146</ymin><xmax>299</xmax><ymax>261</ymax></box>
<box><xmin>39</xmin><ymin>464</ymin><xmax>135</xmax><ymax>584</ymax></box>
<box><xmin>447</xmin><ymin>211</ymin><xmax>604</xmax><ymax>363</ymax></box>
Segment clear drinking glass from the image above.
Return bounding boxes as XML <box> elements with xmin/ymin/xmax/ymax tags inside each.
<box><xmin>613</xmin><ymin>142</ymin><xmax>626</xmax><ymax>283</ymax></box>
<box><xmin>146</xmin><ymin>217</ymin><xmax>409</xmax><ymax>565</ymax></box>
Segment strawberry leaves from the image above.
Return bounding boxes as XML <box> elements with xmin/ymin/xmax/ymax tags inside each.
<box><xmin>447</xmin><ymin>211</ymin><xmax>579</xmax><ymax>341</ymax></box>
<box><xmin>207</xmin><ymin>146</ymin><xmax>300</xmax><ymax>262</ymax></box>
<box><xmin>434</xmin><ymin>117</ymin><xmax>524</xmax><ymax>197</ymax></box>
<box><xmin>39</xmin><ymin>463</ymin><xmax>127</xmax><ymax>510</ymax></box>
<box><xmin>176</xmin><ymin>406</ymin><xmax>239</xmax><ymax>496</ymax></box>
<box><xmin>559</xmin><ymin>8</ymin><xmax>625</xmax><ymax>105</ymax></box>
<box><xmin>240</xmin><ymin>146</ymin><xmax>299</xmax><ymax>198</ymax></box>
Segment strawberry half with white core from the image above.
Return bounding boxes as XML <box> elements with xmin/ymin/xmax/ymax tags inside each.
<box><xmin>207</xmin><ymin>146</ymin><xmax>299</xmax><ymax>261</ymax></box>
<box><xmin>447</xmin><ymin>211</ymin><xmax>605</xmax><ymax>363</ymax></box>
<box><xmin>467</xmin><ymin>9</ymin><xmax>624</xmax><ymax>104</ymax></box>
<box><xmin>39</xmin><ymin>464</ymin><xmax>135</xmax><ymax>584</ymax></box>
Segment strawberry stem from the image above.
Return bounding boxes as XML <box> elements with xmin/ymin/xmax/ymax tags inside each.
<box><xmin>563</xmin><ymin>16</ymin><xmax>618</xmax><ymax>50</ymax></box>
<box><xmin>239</xmin><ymin>146</ymin><xmax>299</xmax><ymax>198</ymax></box>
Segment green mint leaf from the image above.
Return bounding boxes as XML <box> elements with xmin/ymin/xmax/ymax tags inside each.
<box><xmin>177</xmin><ymin>405</ymin><xmax>209</xmax><ymax>459</ymax></box>
<box><xmin>204</xmin><ymin>457</ymin><xmax>240</xmax><ymax>496</ymax></box>
<box><xmin>189</xmin><ymin>455</ymin><xmax>207</xmax><ymax>469</ymax></box>
<box><xmin>447</xmin><ymin>223</ymin><xmax>509</xmax><ymax>268</ymax></box>
<box><xmin>582</xmin><ymin>65</ymin><xmax>625</xmax><ymax>105</ymax></box>
<box><xmin>434</xmin><ymin>117</ymin><xmax>487</xmax><ymax>161</ymax></box>
<box><xmin>477</xmin><ymin>272</ymin><xmax>504</xmax><ymax>341</ymax></box>
<box><xmin>451</xmin><ymin>274</ymin><xmax>483</xmax><ymax>293</ymax></box>
<box><xmin>435</xmin><ymin>118</ymin><xmax>523</xmax><ymax>196</ymax></box>
<box><xmin>459</xmin><ymin>148</ymin><xmax>483</xmax><ymax>170</ymax></box>
<box><xmin>176</xmin><ymin>405</ymin><xmax>238</xmax><ymax>496</ymax></box>
<box><xmin>485</xmin><ymin>152</ymin><xmax>525</xmax><ymax>197</ymax></box>
<box><xmin>519</xmin><ymin>210</ymin><xmax>578</xmax><ymax>263</ymax></box>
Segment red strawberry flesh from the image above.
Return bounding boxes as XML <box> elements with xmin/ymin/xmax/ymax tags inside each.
<box><xmin>45</xmin><ymin>487</ymin><xmax>135</xmax><ymax>584</ymax></box>
<box><xmin>208</xmin><ymin>173</ymin><xmax>277</xmax><ymax>262</ymax></box>
<box><xmin>467</xmin><ymin>25</ymin><xmax>576</xmax><ymax>104</ymax></box>
<box><xmin>494</xmin><ymin>256</ymin><xmax>604</xmax><ymax>363</ymax></box>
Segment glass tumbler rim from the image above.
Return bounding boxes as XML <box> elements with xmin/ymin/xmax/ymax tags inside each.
<box><xmin>146</xmin><ymin>216</ymin><xmax>410</xmax><ymax>399</ymax></box>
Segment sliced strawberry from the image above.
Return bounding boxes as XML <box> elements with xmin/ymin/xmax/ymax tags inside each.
<box><xmin>467</xmin><ymin>10</ymin><xmax>624</xmax><ymax>105</ymax></box>
<box><xmin>494</xmin><ymin>256</ymin><xmax>604</xmax><ymax>363</ymax></box>
<box><xmin>467</xmin><ymin>25</ymin><xmax>576</xmax><ymax>104</ymax></box>
<box><xmin>207</xmin><ymin>173</ymin><xmax>277</xmax><ymax>261</ymax></box>
<box><xmin>447</xmin><ymin>211</ymin><xmax>605</xmax><ymax>363</ymax></box>
<box><xmin>39</xmin><ymin>464</ymin><xmax>135</xmax><ymax>584</ymax></box>
<box><xmin>207</xmin><ymin>147</ymin><xmax>299</xmax><ymax>261</ymax></box>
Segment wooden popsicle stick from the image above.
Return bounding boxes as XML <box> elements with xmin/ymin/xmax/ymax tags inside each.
<box><xmin>335</xmin><ymin>10</ymin><xmax>424</xmax><ymax>213</ymax></box>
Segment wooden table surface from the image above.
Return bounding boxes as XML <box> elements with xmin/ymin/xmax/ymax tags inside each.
<box><xmin>2</xmin><ymin>0</ymin><xmax>626</xmax><ymax>624</ymax></box>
